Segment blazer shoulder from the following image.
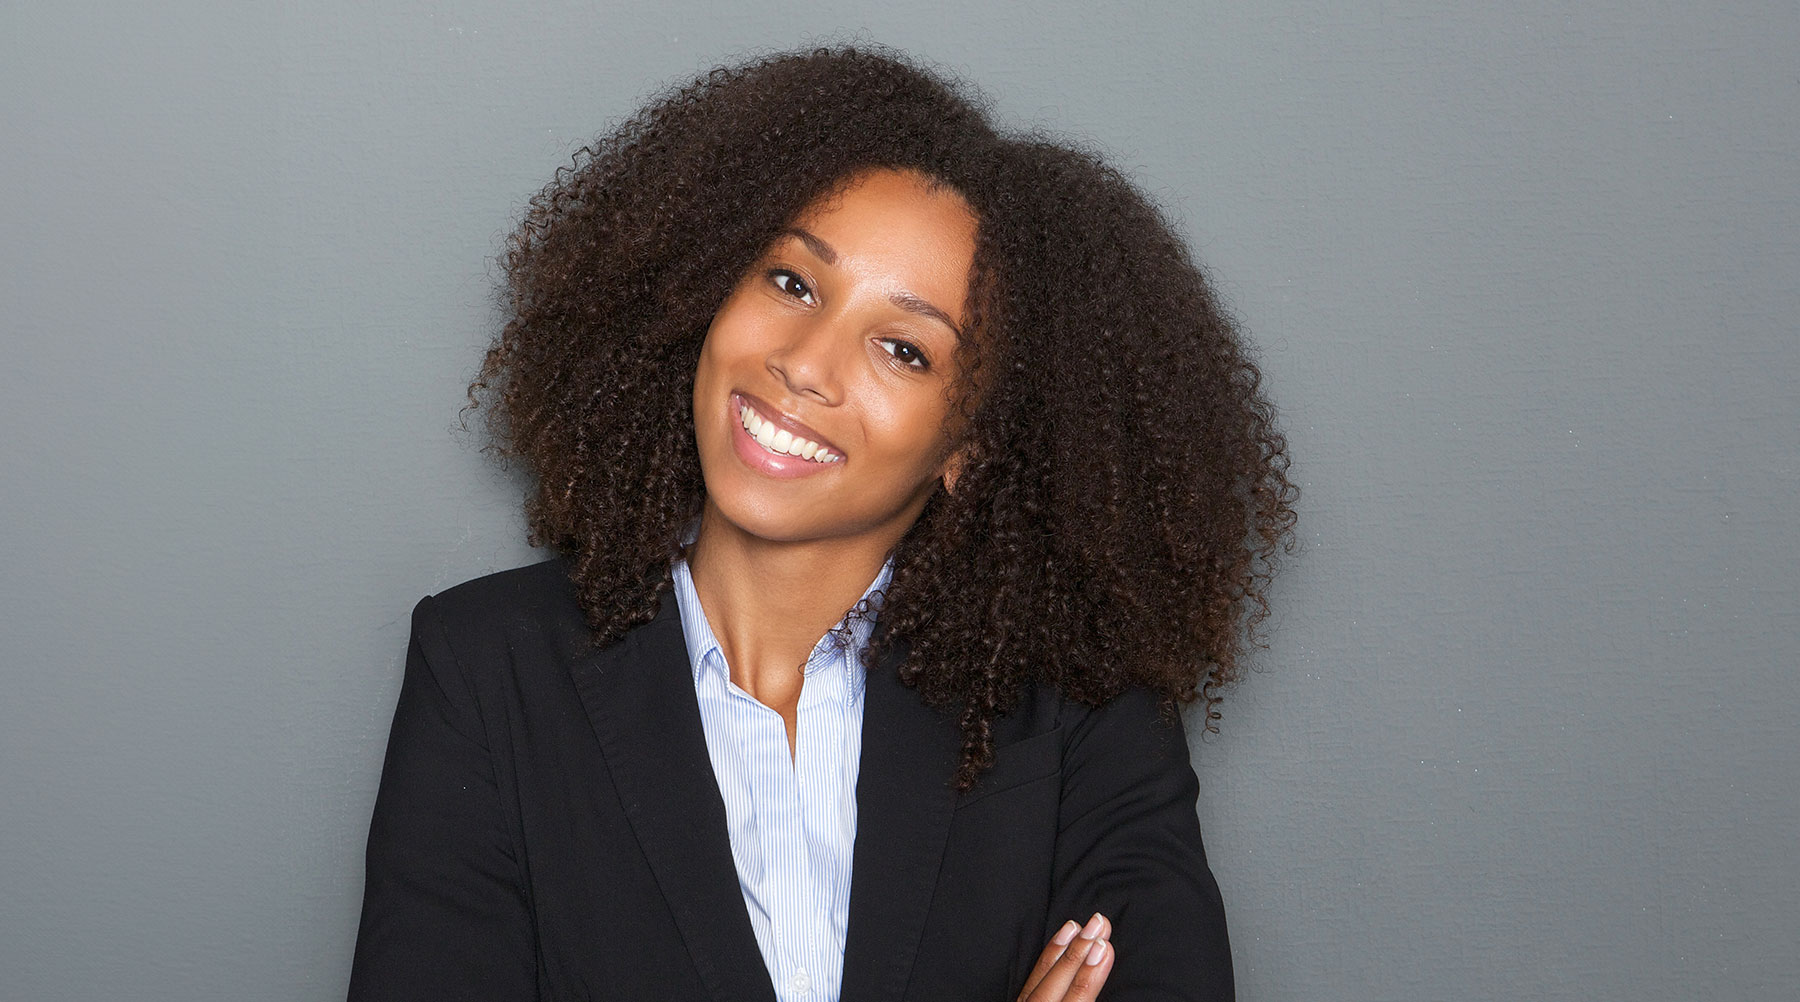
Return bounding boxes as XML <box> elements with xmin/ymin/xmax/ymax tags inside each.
<box><xmin>420</xmin><ymin>554</ymin><xmax>593</xmax><ymax>654</ymax></box>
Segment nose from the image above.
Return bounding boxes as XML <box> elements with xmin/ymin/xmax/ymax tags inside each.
<box><xmin>765</xmin><ymin>311</ymin><xmax>847</xmax><ymax>406</ymax></box>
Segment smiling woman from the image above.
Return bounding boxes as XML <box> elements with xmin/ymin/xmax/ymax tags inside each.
<box><xmin>349</xmin><ymin>44</ymin><xmax>1296</xmax><ymax>1002</ymax></box>
<box><xmin>694</xmin><ymin>169</ymin><xmax>977</xmax><ymax>549</ymax></box>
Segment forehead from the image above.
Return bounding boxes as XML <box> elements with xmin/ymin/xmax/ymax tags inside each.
<box><xmin>796</xmin><ymin>167</ymin><xmax>975</xmax><ymax>224</ymax></box>
<box><xmin>792</xmin><ymin>168</ymin><xmax>986</xmax><ymax>291</ymax></box>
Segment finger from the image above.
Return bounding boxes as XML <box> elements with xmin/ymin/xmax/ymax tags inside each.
<box><xmin>1075</xmin><ymin>910</ymin><xmax>1105</xmax><ymax>943</ymax></box>
<box><xmin>1025</xmin><ymin>913</ymin><xmax>1106</xmax><ymax>1002</ymax></box>
<box><xmin>1025</xmin><ymin>935</ymin><xmax>1097</xmax><ymax>1001</ymax></box>
<box><xmin>1016</xmin><ymin>920</ymin><xmax>1080</xmax><ymax>1002</ymax></box>
<box><xmin>1059</xmin><ymin>938</ymin><xmax>1115</xmax><ymax>1001</ymax></box>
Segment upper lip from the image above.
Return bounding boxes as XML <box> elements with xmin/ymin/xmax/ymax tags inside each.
<box><xmin>734</xmin><ymin>391</ymin><xmax>845</xmax><ymax>457</ymax></box>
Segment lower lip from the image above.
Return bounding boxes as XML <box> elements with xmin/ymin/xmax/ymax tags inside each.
<box><xmin>728</xmin><ymin>395</ymin><xmax>839</xmax><ymax>480</ymax></box>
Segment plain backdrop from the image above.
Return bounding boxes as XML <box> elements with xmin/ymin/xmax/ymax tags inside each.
<box><xmin>3</xmin><ymin>2</ymin><xmax>1796</xmax><ymax>999</ymax></box>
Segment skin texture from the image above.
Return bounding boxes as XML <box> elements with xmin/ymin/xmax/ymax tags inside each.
<box><xmin>467</xmin><ymin>45</ymin><xmax>1298</xmax><ymax>792</ymax></box>
<box><xmin>686</xmin><ymin>168</ymin><xmax>978</xmax><ymax>753</ymax></box>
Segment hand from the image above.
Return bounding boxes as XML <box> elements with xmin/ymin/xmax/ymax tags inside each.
<box><xmin>1015</xmin><ymin>912</ymin><xmax>1114</xmax><ymax>1002</ymax></box>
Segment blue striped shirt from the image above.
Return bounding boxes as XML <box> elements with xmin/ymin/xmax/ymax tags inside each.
<box><xmin>670</xmin><ymin>554</ymin><xmax>892</xmax><ymax>1002</ymax></box>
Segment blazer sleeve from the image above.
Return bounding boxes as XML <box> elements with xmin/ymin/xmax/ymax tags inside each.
<box><xmin>1044</xmin><ymin>688</ymin><xmax>1234</xmax><ymax>1001</ymax></box>
<box><xmin>348</xmin><ymin>595</ymin><xmax>538</xmax><ymax>1001</ymax></box>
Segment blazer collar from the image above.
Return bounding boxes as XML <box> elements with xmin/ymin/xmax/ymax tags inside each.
<box><xmin>568</xmin><ymin>589</ymin><xmax>776</xmax><ymax>1002</ymax></box>
<box><xmin>840</xmin><ymin>626</ymin><xmax>963</xmax><ymax>1002</ymax></box>
<box><xmin>568</xmin><ymin>587</ymin><xmax>962</xmax><ymax>1002</ymax></box>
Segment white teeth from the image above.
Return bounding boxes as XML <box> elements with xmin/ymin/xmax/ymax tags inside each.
<box><xmin>737</xmin><ymin>399</ymin><xmax>840</xmax><ymax>463</ymax></box>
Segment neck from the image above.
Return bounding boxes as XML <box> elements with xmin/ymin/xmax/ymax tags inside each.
<box><xmin>685</xmin><ymin>502</ymin><xmax>900</xmax><ymax>701</ymax></box>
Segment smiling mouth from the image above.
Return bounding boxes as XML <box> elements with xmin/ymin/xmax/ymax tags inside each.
<box><xmin>736</xmin><ymin>397</ymin><xmax>843</xmax><ymax>464</ymax></box>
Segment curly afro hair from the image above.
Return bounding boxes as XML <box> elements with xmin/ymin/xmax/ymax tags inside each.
<box><xmin>468</xmin><ymin>44</ymin><xmax>1298</xmax><ymax>788</ymax></box>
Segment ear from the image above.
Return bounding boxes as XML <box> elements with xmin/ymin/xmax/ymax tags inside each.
<box><xmin>941</xmin><ymin>447</ymin><xmax>969</xmax><ymax>496</ymax></box>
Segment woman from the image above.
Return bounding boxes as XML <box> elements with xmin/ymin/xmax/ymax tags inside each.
<box><xmin>350</xmin><ymin>46</ymin><xmax>1296</xmax><ymax>1002</ymax></box>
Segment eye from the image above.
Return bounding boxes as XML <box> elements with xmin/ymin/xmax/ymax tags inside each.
<box><xmin>768</xmin><ymin>269</ymin><xmax>816</xmax><ymax>305</ymax></box>
<box><xmin>878</xmin><ymin>337</ymin><xmax>931</xmax><ymax>370</ymax></box>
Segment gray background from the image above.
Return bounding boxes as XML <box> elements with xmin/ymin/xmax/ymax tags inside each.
<box><xmin>3</xmin><ymin>1</ymin><xmax>1795</xmax><ymax>999</ymax></box>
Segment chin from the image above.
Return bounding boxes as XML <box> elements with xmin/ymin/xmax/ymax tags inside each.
<box><xmin>707</xmin><ymin>493</ymin><xmax>841</xmax><ymax>545</ymax></box>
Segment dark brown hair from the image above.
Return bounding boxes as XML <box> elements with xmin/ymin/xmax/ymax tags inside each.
<box><xmin>468</xmin><ymin>45</ymin><xmax>1298</xmax><ymax>788</ymax></box>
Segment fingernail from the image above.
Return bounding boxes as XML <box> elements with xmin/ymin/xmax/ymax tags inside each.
<box><xmin>1053</xmin><ymin>920</ymin><xmax>1079</xmax><ymax>946</ymax></box>
<box><xmin>1080</xmin><ymin>912</ymin><xmax>1104</xmax><ymax>939</ymax></box>
<box><xmin>1085</xmin><ymin>940</ymin><xmax>1108</xmax><ymax>966</ymax></box>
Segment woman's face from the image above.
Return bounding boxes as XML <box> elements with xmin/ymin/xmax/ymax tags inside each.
<box><xmin>692</xmin><ymin>167</ymin><xmax>978</xmax><ymax>547</ymax></box>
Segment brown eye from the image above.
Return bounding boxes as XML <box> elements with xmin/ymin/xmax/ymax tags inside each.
<box><xmin>879</xmin><ymin>337</ymin><xmax>930</xmax><ymax>370</ymax></box>
<box><xmin>769</xmin><ymin>269</ymin><xmax>816</xmax><ymax>304</ymax></box>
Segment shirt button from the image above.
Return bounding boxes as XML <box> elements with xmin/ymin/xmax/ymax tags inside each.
<box><xmin>791</xmin><ymin>968</ymin><xmax>811</xmax><ymax>994</ymax></box>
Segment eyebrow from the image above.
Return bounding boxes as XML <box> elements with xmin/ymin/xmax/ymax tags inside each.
<box><xmin>780</xmin><ymin>226</ymin><xmax>964</xmax><ymax>339</ymax></box>
<box><xmin>783</xmin><ymin>226</ymin><xmax>838</xmax><ymax>265</ymax></box>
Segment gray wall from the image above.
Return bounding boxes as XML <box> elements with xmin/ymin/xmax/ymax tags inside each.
<box><xmin>3</xmin><ymin>2</ymin><xmax>1794</xmax><ymax>999</ymax></box>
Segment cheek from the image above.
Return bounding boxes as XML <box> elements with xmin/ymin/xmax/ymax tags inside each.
<box><xmin>861</xmin><ymin>386</ymin><xmax>954</xmax><ymax>476</ymax></box>
<box><xmin>692</xmin><ymin>337</ymin><xmax>734</xmax><ymax>447</ymax></box>
<box><xmin>698</xmin><ymin>310</ymin><xmax>773</xmax><ymax>381</ymax></box>
<box><xmin>695</xmin><ymin>314</ymin><xmax>751</xmax><ymax>392</ymax></box>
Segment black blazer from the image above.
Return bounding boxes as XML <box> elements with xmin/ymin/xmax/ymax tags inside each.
<box><xmin>348</xmin><ymin>557</ymin><xmax>1233</xmax><ymax>1001</ymax></box>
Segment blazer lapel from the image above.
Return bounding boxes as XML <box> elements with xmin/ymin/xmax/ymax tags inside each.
<box><xmin>568</xmin><ymin>591</ymin><xmax>777</xmax><ymax>1002</ymax></box>
<box><xmin>839</xmin><ymin>636</ymin><xmax>964</xmax><ymax>1002</ymax></box>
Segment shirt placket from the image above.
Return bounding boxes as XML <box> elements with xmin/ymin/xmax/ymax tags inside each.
<box><xmin>794</xmin><ymin>642</ymin><xmax>848</xmax><ymax>1000</ymax></box>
